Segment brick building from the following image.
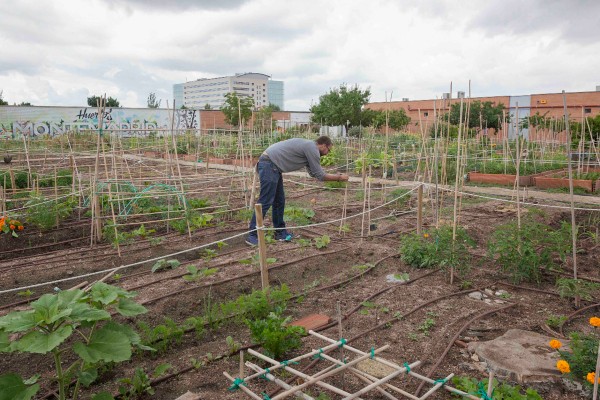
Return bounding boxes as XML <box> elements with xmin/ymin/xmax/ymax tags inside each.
<box><xmin>365</xmin><ymin>90</ymin><xmax>600</xmax><ymax>141</ymax></box>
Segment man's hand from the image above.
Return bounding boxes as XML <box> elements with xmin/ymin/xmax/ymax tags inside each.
<box><xmin>337</xmin><ymin>174</ymin><xmax>349</xmax><ymax>182</ymax></box>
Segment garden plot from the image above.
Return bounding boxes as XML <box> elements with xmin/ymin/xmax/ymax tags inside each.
<box><xmin>0</xmin><ymin>131</ymin><xmax>599</xmax><ymax>400</ymax></box>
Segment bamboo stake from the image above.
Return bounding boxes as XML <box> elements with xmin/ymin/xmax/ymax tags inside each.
<box><xmin>255</xmin><ymin>203</ymin><xmax>269</xmax><ymax>290</ymax></box>
<box><xmin>417</xmin><ymin>184</ymin><xmax>423</xmax><ymax>235</ymax></box>
<box><xmin>339</xmin><ymin>184</ymin><xmax>348</xmax><ymax>235</ymax></box>
<box><xmin>169</xmin><ymin>101</ymin><xmax>192</xmax><ymax>239</ymax></box>
<box><xmin>450</xmin><ymin>97</ymin><xmax>465</xmax><ymax>285</ymax></box>
<box><xmin>245</xmin><ymin>362</ymin><xmax>314</xmax><ymax>400</ymax></box>
<box><xmin>336</xmin><ymin>300</ymin><xmax>345</xmax><ymax>389</ymax></box>
<box><xmin>563</xmin><ymin>91</ymin><xmax>579</xmax><ymax>290</ymax></box>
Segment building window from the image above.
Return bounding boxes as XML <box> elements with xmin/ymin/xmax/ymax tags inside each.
<box><xmin>585</xmin><ymin>108</ymin><xmax>592</xmax><ymax>114</ymax></box>
<box><xmin>423</xmin><ymin>112</ymin><xmax>429</xmax><ymax>117</ymax></box>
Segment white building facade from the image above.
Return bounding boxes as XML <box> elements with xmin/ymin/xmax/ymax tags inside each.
<box><xmin>174</xmin><ymin>73</ymin><xmax>284</xmax><ymax>110</ymax></box>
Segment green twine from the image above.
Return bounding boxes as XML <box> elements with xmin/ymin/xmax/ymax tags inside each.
<box><xmin>338</xmin><ymin>338</ymin><xmax>347</xmax><ymax>348</ymax></box>
<box><xmin>261</xmin><ymin>392</ymin><xmax>271</xmax><ymax>400</ymax></box>
<box><xmin>477</xmin><ymin>382</ymin><xmax>494</xmax><ymax>400</ymax></box>
<box><xmin>312</xmin><ymin>348</ymin><xmax>325</xmax><ymax>360</ymax></box>
<box><xmin>370</xmin><ymin>347</ymin><xmax>375</xmax><ymax>359</ymax></box>
<box><xmin>403</xmin><ymin>362</ymin><xmax>411</xmax><ymax>374</ymax></box>
<box><xmin>434</xmin><ymin>378</ymin><xmax>448</xmax><ymax>386</ymax></box>
<box><xmin>259</xmin><ymin>368</ymin><xmax>271</xmax><ymax>380</ymax></box>
<box><xmin>228</xmin><ymin>377</ymin><xmax>246</xmax><ymax>391</ymax></box>
<box><xmin>280</xmin><ymin>360</ymin><xmax>299</xmax><ymax>367</ymax></box>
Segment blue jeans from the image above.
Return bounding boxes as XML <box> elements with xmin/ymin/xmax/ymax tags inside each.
<box><xmin>248</xmin><ymin>160</ymin><xmax>286</xmax><ymax>237</ymax></box>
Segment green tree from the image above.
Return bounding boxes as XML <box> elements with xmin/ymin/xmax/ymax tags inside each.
<box><xmin>203</xmin><ymin>103</ymin><xmax>212</xmax><ymax>110</ymax></box>
<box><xmin>87</xmin><ymin>95</ymin><xmax>120</xmax><ymax>107</ymax></box>
<box><xmin>310</xmin><ymin>84</ymin><xmax>371</xmax><ymax>129</ymax></box>
<box><xmin>254</xmin><ymin>104</ymin><xmax>277</xmax><ymax>132</ymax></box>
<box><xmin>267</xmin><ymin>103</ymin><xmax>281</xmax><ymax>111</ymax></box>
<box><xmin>448</xmin><ymin>100</ymin><xmax>506</xmax><ymax>132</ymax></box>
<box><xmin>221</xmin><ymin>92</ymin><xmax>254</xmax><ymax>127</ymax></box>
<box><xmin>17</xmin><ymin>102</ymin><xmax>32</xmax><ymax>106</ymax></box>
<box><xmin>369</xmin><ymin>109</ymin><xmax>411</xmax><ymax>130</ymax></box>
<box><xmin>0</xmin><ymin>90</ymin><xmax>7</xmax><ymax>106</ymax></box>
<box><xmin>147</xmin><ymin>92</ymin><xmax>161</xmax><ymax>108</ymax></box>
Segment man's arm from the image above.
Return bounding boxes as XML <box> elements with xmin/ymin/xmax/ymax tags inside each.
<box><xmin>323</xmin><ymin>173</ymin><xmax>349</xmax><ymax>182</ymax></box>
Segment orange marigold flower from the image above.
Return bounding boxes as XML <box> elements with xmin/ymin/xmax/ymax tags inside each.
<box><xmin>423</xmin><ymin>233</ymin><xmax>430</xmax><ymax>238</ymax></box>
<box><xmin>587</xmin><ymin>372</ymin><xmax>600</xmax><ymax>384</ymax></box>
<box><xmin>18</xmin><ymin>225</ymin><xmax>24</xmax><ymax>231</ymax></box>
<box><xmin>590</xmin><ymin>317</ymin><xmax>600</xmax><ymax>327</ymax></box>
<box><xmin>549</xmin><ymin>339</ymin><xmax>562</xmax><ymax>349</ymax></box>
<box><xmin>9</xmin><ymin>225</ymin><xmax>15</xmax><ymax>230</ymax></box>
<box><xmin>557</xmin><ymin>360</ymin><xmax>571</xmax><ymax>374</ymax></box>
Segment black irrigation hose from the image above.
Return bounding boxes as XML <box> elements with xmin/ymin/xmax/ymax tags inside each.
<box><xmin>413</xmin><ymin>302</ymin><xmax>517</xmax><ymax>397</ymax></box>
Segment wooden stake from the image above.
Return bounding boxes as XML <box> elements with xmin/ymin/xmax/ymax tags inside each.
<box><xmin>239</xmin><ymin>350</ymin><xmax>245</xmax><ymax>379</ymax></box>
<box><xmin>417</xmin><ymin>184</ymin><xmax>423</xmax><ymax>235</ymax></box>
<box><xmin>563</xmin><ymin>91</ymin><xmax>579</xmax><ymax>291</ymax></box>
<box><xmin>254</xmin><ymin>203</ymin><xmax>269</xmax><ymax>290</ymax></box>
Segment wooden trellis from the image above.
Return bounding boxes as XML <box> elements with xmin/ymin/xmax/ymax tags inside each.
<box><xmin>224</xmin><ymin>330</ymin><xmax>485</xmax><ymax>400</ymax></box>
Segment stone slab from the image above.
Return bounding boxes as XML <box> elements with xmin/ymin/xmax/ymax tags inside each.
<box><xmin>174</xmin><ymin>391</ymin><xmax>201</xmax><ymax>400</ymax></box>
<box><xmin>468</xmin><ymin>329</ymin><xmax>563</xmax><ymax>383</ymax></box>
<box><xmin>356</xmin><ymin>358</ymin><xmax>399</xmax><ymax>379</ymax></box>
<box><xmin>289</xmin><ymin>314</ymin><xmax>331</xmax><ymax>331</ymax></box>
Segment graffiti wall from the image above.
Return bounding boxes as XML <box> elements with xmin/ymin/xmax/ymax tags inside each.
<box><xmin>0</xmin><ymin>106</ymin><xmax>200</xmax><ymax>139</ymax></box>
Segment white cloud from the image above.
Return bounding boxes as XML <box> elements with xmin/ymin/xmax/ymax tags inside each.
<box><xmin>0</xmin><ymin>0</ymin><xmax>599</xmax><ymax>109</ymax></box>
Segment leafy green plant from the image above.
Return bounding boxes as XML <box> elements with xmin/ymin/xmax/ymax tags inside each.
<box><xmin>118</xmin><ymin>364</ymin><xmax>171</xmax><ymax>399</ymax></box>
<box><xmin>137</xmin><ymin>318</ymin><xmax>184</xmax><ymax>354</ymax></box>
<box><xmin>451</xmin><ymin>376</ymin><xmax>541</xmax><ymax>399</ymax></box>
<box><xmin>183</xmin><ymin>266</ymin><xmax>219</xmax><ymax>282</ymax></box>
<box><xmin>557</xmin><ymin>332</ymin><xmax>599</xmax><ymax>386</ymax></box>
<box><xmin>488</xmin><ymin>219</ymin><xmax>572</xmax><ymax>283</ymax></box>
<box><xmin>546</xmin><ymin>315</ymin><xmax>567</xmax><ymax>328</ymax></box>
<box><xmin>25</xmin><ymin>194</ymin><xmax>75</xmax><ymax>230</ymax></box>
<box><xmin>400</xmin><ymin>226</ymin><xmax>474</xmax><ymax>275</ymax></box>
<box><xmin>201</xmin><ymin>248</ymin><xmax>218</xmax><ymax>261</ymax></box>
<box><xmin>151</xmin><ymin>258</ymin><xmax>181</xmax><ymax>273</ymax></box>
<box><xmin>324</xmin><ymin>181</ymin><xmax>347</xmax><ymax>190</ymax></box>
<box><xmin>0</xmin><ymin>283</ymin><xmax>150</xmax><ymax>400</ymax></box>
<box><xmin>314</xmin><ymin>234</ymin><xmax>331</xmax><ymax>249</ymax></box>
<box><xmin>226</xmin><ymin>336</ymin><xmax>241</xmax><ymax>354</ymax></box>
<box><xmin>418</xmin><ymin>317</ymin><xmax>436</xmax><ymax>336</ymax></box>
<box><xmin>556</xmin><ymin>278</ymin><xmax>600</xmax><ymax>302</ymax></box>
<box><xmin>220</xmin><ymin>285</ymin><xmax>292</xmax><ymax>322</ymax></box>
<box><xmin>240</xmin><ymin>253</ymin><xmax>277</xmax><ymax>267</ymax></box>
<box><xmin>245</xmin><ymin>312</ymin><xmax>305</xmax><ymax>359</ymax></box>
<box><xmin>284</xmin><ymin>206</ymin><xmax>315</xmax><ymax>225</ymax></box>
<box><xmin>386</xmin><ymin>188</ymin><xmax>410</xmax><ymax>208</ymax></box>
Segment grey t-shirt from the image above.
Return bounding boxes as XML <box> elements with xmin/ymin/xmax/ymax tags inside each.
<box><xmin>263</xmin><ymin>138</ymin><xmax>326</xmax><ymax>180</ymax></box>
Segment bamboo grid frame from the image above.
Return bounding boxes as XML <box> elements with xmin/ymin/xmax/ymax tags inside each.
<box><xmin>223</xmin><ymin>330</ymin><xmax>485</xmax><ymax>400</ymax></box>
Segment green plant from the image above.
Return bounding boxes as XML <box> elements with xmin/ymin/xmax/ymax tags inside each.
<box><xmin>400</xmin><ymin>226</ymin><xmax>474</xmax><ymax>275</ymax></box>
<box><xmin>557</xmin><ymin>332</ymin><xmax>599</xmax><ymax>385</ymax></box>
<box><xmin>556</xmin><ymin>278</ymin><xmax>600</xmax><ymax>302</ymax></box>
<box><xmin>226</xmin><ymin>336</ymin><xmax>241</xmax><ymax>354</ymax></box>
<box><xmin>393</xmin><ymin>272</ymin><xmax>409</xmax><ymax>281</ymax></box>
<box><xmin>418</xmin><ymin>317</ymin><xmax>435</xmax><ymax>336</ymax></box>
<box><xmin>220</xmin><ymin>285</ymin><xmax>292</xmax><ymax>323</ymax></box>
<box><xmin>183</xmin><ymin>266</ymin><xmax>219</xmax><ymax>282</ymax></box>
<box><xmin>284</xmin><ymin>206</ymin><xmax>315</xmax><ymax>225</ymax></box>
<box><xmin>25</xmin><ymin>194</ymin><xmax>75</xmax><ymax>230</ymax></box>
<box><xmin>151</xmin><ymin>258</ymin><xmax>181</xmax><ymax>273</ymax></box>
<box><xmin>240</xmin><ymin>253</ymin><xmax>277</xmax><ymax>267</ymax></box>
<box><xmin>0</xmin><ymin>283</ymin><xmax>150</xmax><ymax>400</ymax></box>
<box><xmin>488</xmin><ymin>219</ymin><xmax>572</xmax><ymax>283</ymax></box>
<box><xmin>297</xmin><ymin>238</ymin><xmax>312</xmax><ymax>247</ymax></box>
<box><xmin>451</xmin><ymin>375</ymin><xmax>541</xmax><ymax>399</ymax></box>
<box><xmin>386</xmin><ymin>188</ymin><xmax>410</xmax><ymax>208</ymax></box>
<box><xmin>137</xmin><ymin>318</ymin><xmax>184</xmax><ymax>354</ymax></box>
<box><xmin>314</xmin><ymin>234</ymin><xmax>331</xmax><ymax>249</ymax></box>
<box><xmin>245</xmin><ymin>312</ymin><xmax>305</xmax><ymax>359</ymax></box>
<box><xmin>546</xmin><ymin>315</ymin><xmax>567</xmax><ymax>328</ymax></box>
<box><xmin>202</xmin><ymin>248</ymin><xmax>218</xmax><ymax>261</ymax></box>
<box><xmin>17</xmin><ymin>289</ymin><xmax>34</xmax><ymax>299</ymax></box>
<box><xmin>118</xmin><ymin>363</ymin><xmax>171</xmax><ymax>399</ymax></box>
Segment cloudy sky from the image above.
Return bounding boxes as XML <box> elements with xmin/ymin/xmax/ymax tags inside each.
<box><xmin>0</xmin><ymin>0</ymin><xmax>598</xmax><ymax>110</ymax></box>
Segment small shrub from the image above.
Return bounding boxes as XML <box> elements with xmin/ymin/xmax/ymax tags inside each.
<box><xmin>451</xmin><ymin>375</ymin><xmax>541</xmax><ymax>399</ymax></box>
<box><xmin>245</xmin><ymin>313</ymin><xmax>305</xmax><ymax>359</ymax></box>
<box><xmin>151</xmin><ymin>259</ymin><xmax>181</xmax><ymax>273</ymax></box>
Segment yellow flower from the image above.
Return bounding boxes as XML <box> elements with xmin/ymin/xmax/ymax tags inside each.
<box><xmin>549</xmin><ymin>339</ymin><xmax>562</xmax><ymax>349</ymax></box>
<box><xmin>590</xmin><ymin>317</ymin><xmax>600</xmax><ymax>327</ymax></box>
<box><xmin>423</xmin><ymin>233</ymin><xmax>430</xmax><ymax>238</ymax></box>
<box><xmin>557</xmin><ymin>360</ymin><xmax>571</xmax><ymax>374</ymax></box>
<box><xmin>587</xmin><ymin>372</ymin><xmax>599</xmax><ymax>384</ymax></box>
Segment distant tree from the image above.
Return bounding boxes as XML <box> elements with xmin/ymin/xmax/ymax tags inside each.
<box><xmin>0</xmin><ymin>90</ymin><xmax>7</xmax><ymax>106</ymax></box>
<box><xmin>17</xmin><ymin>102</ymin><xmax>32</xmax><ymax>106</ymax></box>
<box><xmin>309</xmin><ymin>84</ymin><xmax>371</xmax><ymax>129</ymax></box>
<box><xmin>221</xmin><ymin>92</ymin><xmax>254</xmax><ymax>127</ymax></box>
<box><xmin>203</xmin><ymin>103</ymin><xmax>212</xmax><ymax>110</ymax></box>
<box><xmin>448</xmin><ymin>100</ymin><xmax>506</xmax><ymax>132</ymax></box>
<box><xmin>254</xmin><ymin>105</ymin><xmax>277</xmax><ymax>132</ymax></box>
<box><xmin>147</xmin><ymin>92</ymin><xmax>161</xmax><ymax>108</ymax></box>
<box><xmin>369</xmin><ymin>109</ymin><xmax>411</xmax><ymax>131</ymax></box>
<box><xmin>180</xmin><ymin>104</ymin><xmax>188</xmax><ymax>109</ymax></box>
<box><xmin>267</xmin><ymin>103</ymin><xmax>281</xmax><ymax>111</ymax></box>
<box><xmin>87</xmin><ymin>95</ymin><xmax>120</xmax><ymax>107</ymax></box>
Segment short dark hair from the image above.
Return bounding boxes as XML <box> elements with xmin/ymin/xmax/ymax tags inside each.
<box><xmin>315</xmin><ymin>136</ymin><xmax>332</xmax><ymax>146</ymax></box>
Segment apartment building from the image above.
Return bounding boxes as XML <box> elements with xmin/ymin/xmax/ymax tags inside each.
<box><xmin>173</xmin><ymin>73</ymin><xmax>284</xmax><ymax>110</ymax></box>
